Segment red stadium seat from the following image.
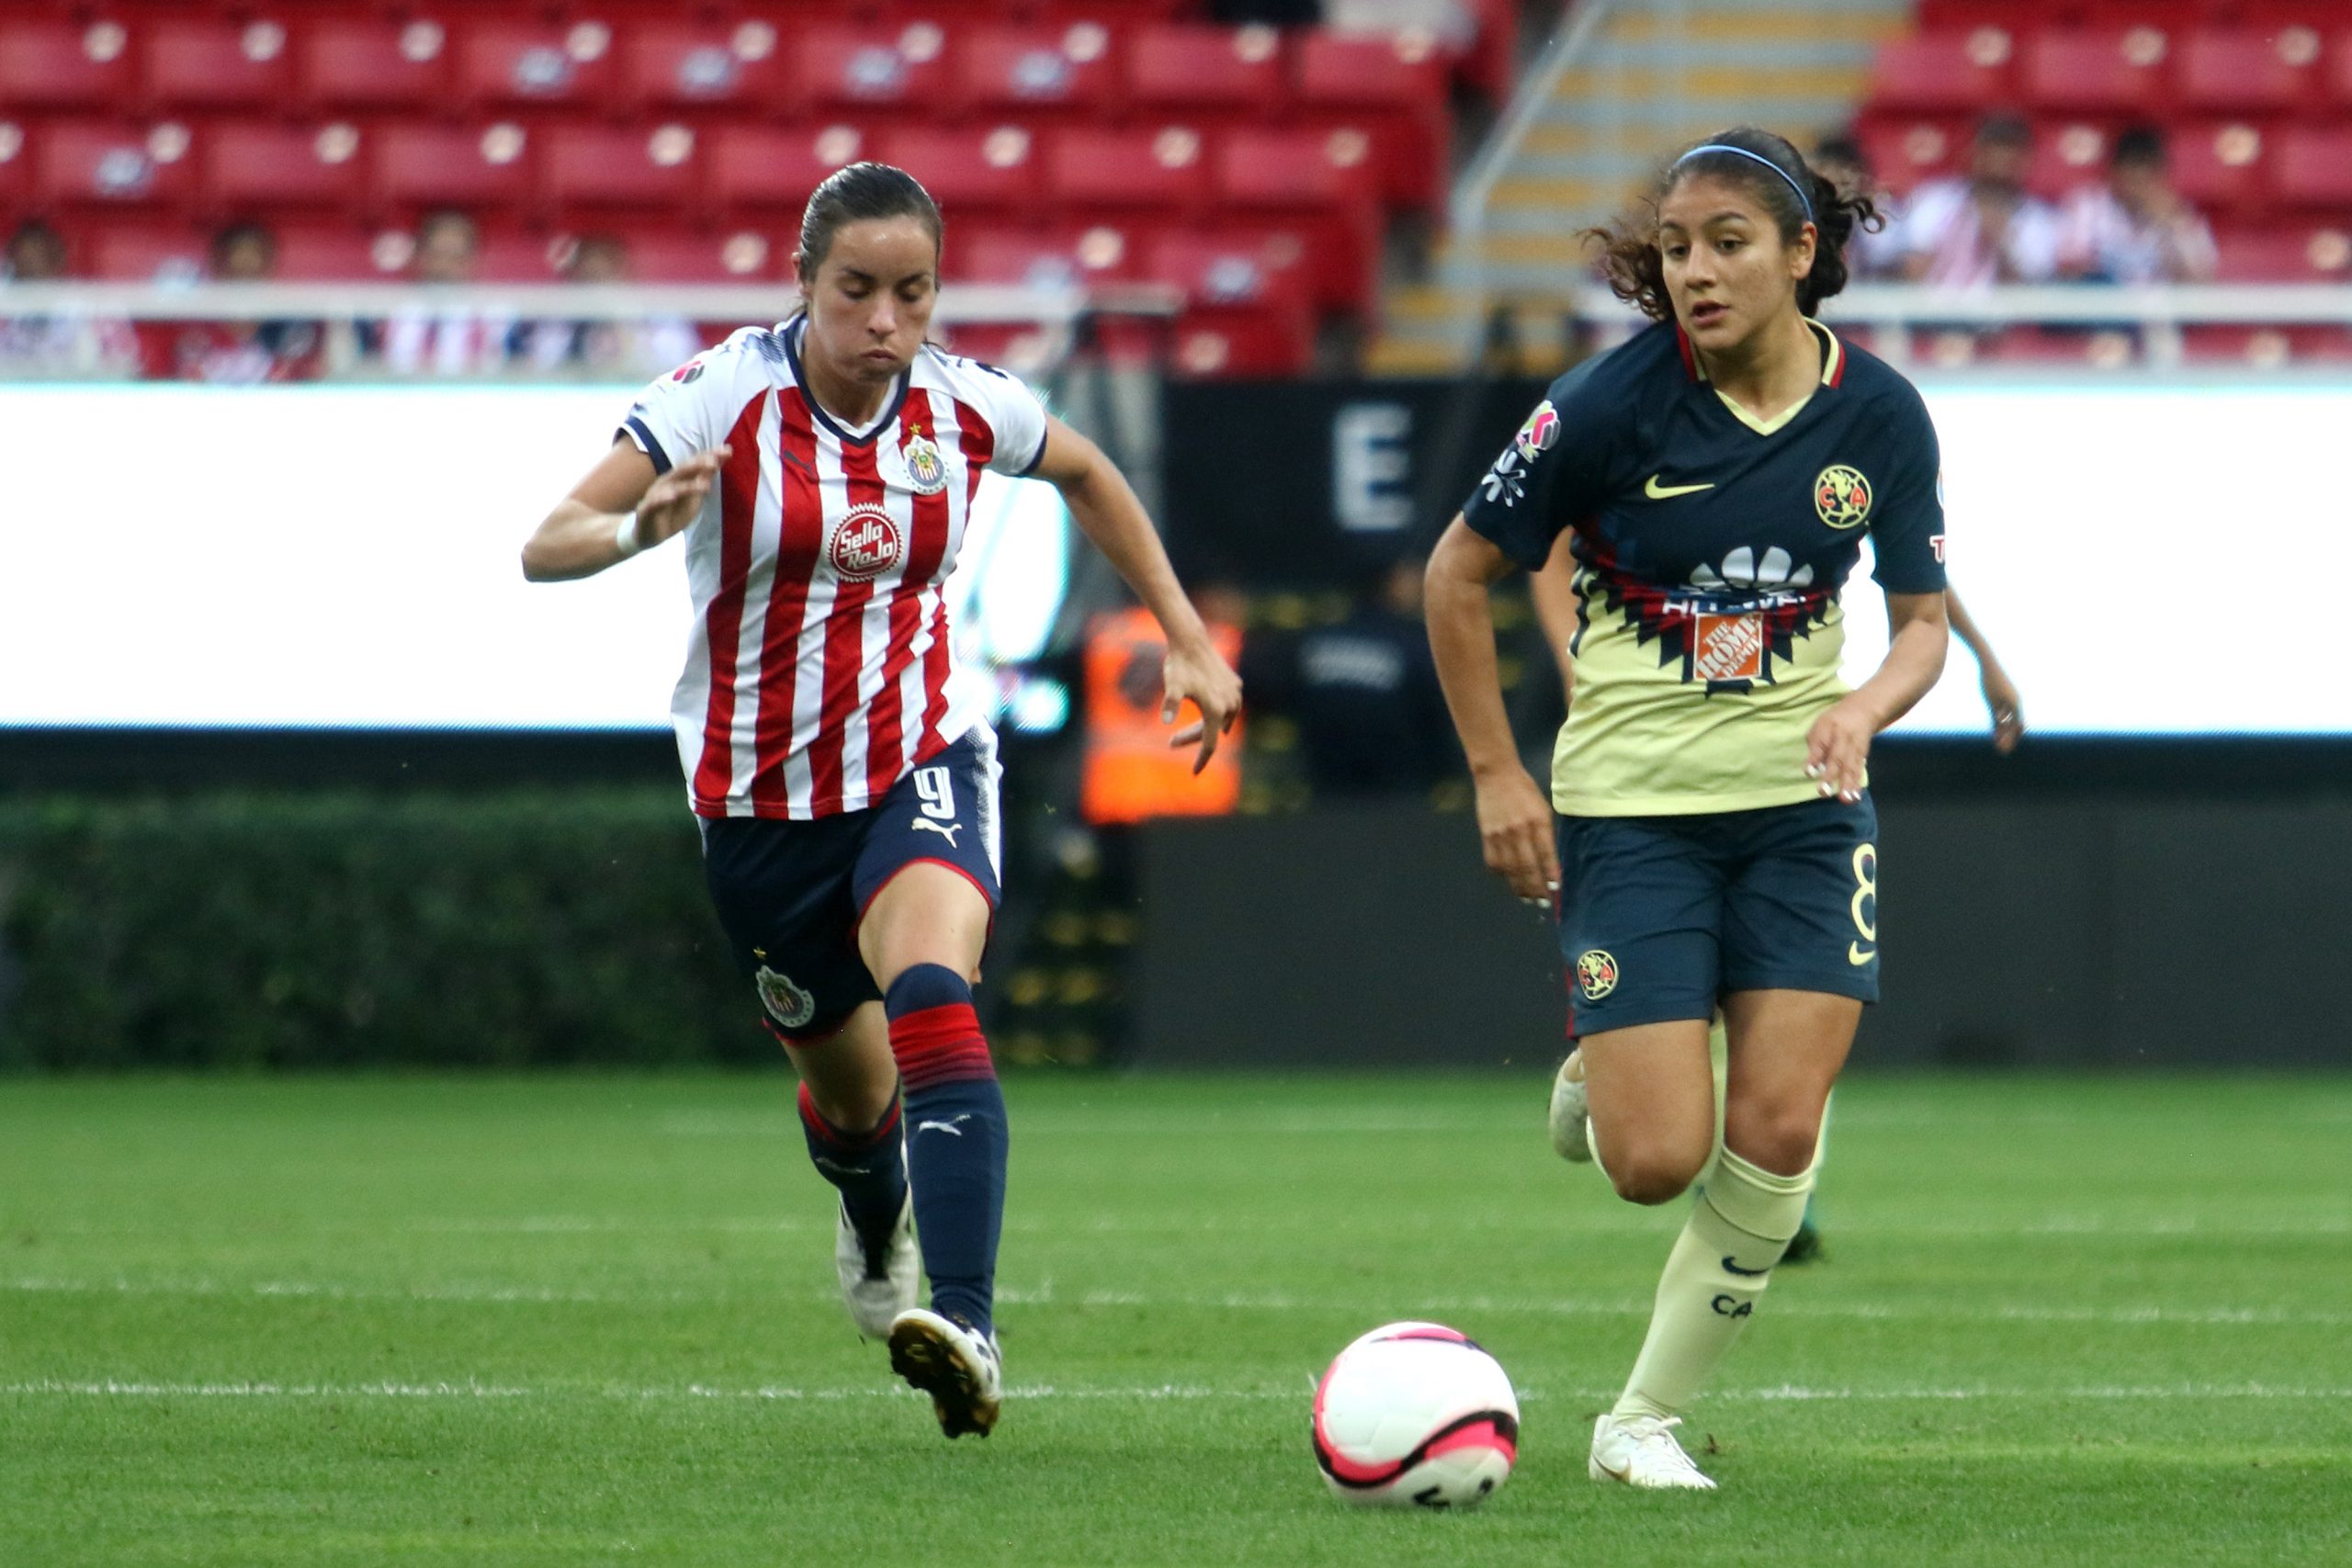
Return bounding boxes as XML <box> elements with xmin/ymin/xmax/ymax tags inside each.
<box><xmin>1866</xmin><ymin>31</ymin><xmax>2017</xmax><ymax>114</ymax></box>
<box><xmin>2176</xmin><ymin>28</ymin><xmax>2322</xmax><ymax>115</ymax></box>
<box><xmin>2026</xmin><ymin>123</ymin><xmax>2113</xmax><ymax>203</ymax></box>
<box><xmin>1854</xmin><ymin>118</ymin><xmax>1966</xmax><ymax>196</ymax></box>
<box><xmin>792</xmin><ymin>25</ymin><xmax>952</xmax><ymax>114</ymax></box>
<box><xmin>1145</xmin><ymin>227</ymin><xmax>1312</xmax><ymax>313</ymax></box>
<box><xmin>1048</xmin><ymin>126</ymin><xmax>1210</xmax><ymax>211</ymax></box>
<box><xmin>2330</xmin><ymin>30</ymin><xmax>2352</xmax><ymax>109</ymax></box>
<box><xmin>1168</xmin><ymin>306</ymin><xmax>1314</xmax><ymax>378</ymax></box>
<box><xmin>873</xmin><ymin>125</ymin><xmax>1043</xmax><ymax>217</ymax></box>
<box><xmin>954</xmin><ymin>23</ymin><xmax>1122</xmax><ymax>118</ymax></box>
<box><xmin>0</xmin><ymin>20</ymin><xmax>137</xmax><ymax>113</ymax></box>
<box><xmin>2211</xmin><ymin>224</ymin><xmax>2351</xmax><ymax>282</ymax></box>
<box><xmin>1213</xmin><ymin>126</ymin><xmax>1381</xmax><ymax>312</ymax></box>
<box><xmin>1294</xmin><ymin>33</ymin><xmax>1451</xmax><ymax>209</ymax></box>
<box><xmin>300</xmin><ymin>18</ymin><xmax>451</xmax><ymax>113</ymax></box>
<box><xmin>0</xmin><ymin>119</ymin><xmax>28</xmax><ymax>210</ymax></box>
<box><xmin>373</xmin><ymin>121</ymin><xmax>537</xmax><ymax>212</ymax></box>
<box><xmin>274</xmin><ymin>220</ymin><xmax>404</xmax><ymax>280</ymax></box>
<box><xmin>202</xmin><ymin>122</ymin><xmax>368</xmax><ymax>215</ymax></box>
<box><xmin>610</xmin><ymin>229</ymin><xmax>786</xmax><ymax>284</ymax></box>
<box><xmin>90</xmin><ymin>222</ymin><xmax>209</xmax><ymax>282</ymax></box>
<box><xmin>707</xmin><ymin>124</ymin><xmax>868</xmax><ymax>214</ymax></box>
<box><xmin>617</xmin><ymin>22</ymin><xmax>795</xmax><ymax>115</ymax></box>
<box><xmin>142</xmin><ymin>18</ymin><xmax>298</xmax><ymax>112</ymax></box>
<box><xmin>1125</xmin><ymin>25</ymin><xmax>1286</xmax><ymax>114</ymax></box>
<box><xmin>452</xmin><ymin>21</ymin><xmax>620</xmax><ymax>111</ymax></box>
<box><xmin>2271</xmin><ymin>127</ymin><xmax>2352</xmax><ymax>209</ymax></box>
<box><xmin>2166</xmin><ymin>121</ymin><xmax>2271</xmax><ymax>214</ymax></box>
<box><xmin>541</xmin><ymin>124</ymin><xmax>704</xmax><ymax>214</ymax></box>
<box><xmin>2021</xmin><ymin>28</ymin><xmax>2171</xmax><ymax>114</ymax></box>
<box><xmin>952</xmin><ymin>221</ymin><xmax>1144</xmax><ymax>289</ymax></box>
<box><xmin>34</xmin><ymin>120</ymin><xmax>200</xmax><ymax>210</ymax></box>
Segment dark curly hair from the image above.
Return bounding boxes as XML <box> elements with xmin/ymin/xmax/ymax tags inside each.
<box><xmin>1587</xmin><ymin>128</ymin><xmax>1881</xmax><ymax>322</ymax></box>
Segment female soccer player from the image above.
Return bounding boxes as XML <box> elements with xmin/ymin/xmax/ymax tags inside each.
<box><xmin>520</xmin><ymin>164</ymin><xmax>1240</xmax><ymax>1439</ymax></box>
<box><xmin>1425</xmin><ymin>129</ymin><xmax>1950</xmax><ymax>1489</ymax></box>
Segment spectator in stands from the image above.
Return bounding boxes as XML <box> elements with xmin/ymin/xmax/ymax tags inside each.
<box><xmin>362</xmin><ymin>209</ymin><xmax>516</xmax><ymax>376</ymax></box>
<box><xmin>1248</xmin><ymin>559</ymin><xmax>1456</xmax><ymax>800</ymax></box>
<box><xmin>1812</xmin><ymin>135</ymin><xmax>1905</xmax><ymax>281</ymax></box>
<box><xmin>1</xmin><ymin>218</ymin><xmax>138</xmax><ymax>377</ymax></box>
<box><xmin>512</xmin><ymin>233</ymin><xmax>701</xmax><ymax>377</ymax></box>
<box><xmin>2057</xmin><ymin>127</ymin><xmax>2217</xmax><ymax>286</ymax></box>
<box><xmin>140</xmin><ymin>221</ymin><xmax>324</xmax><ymax>384</ymax></box>
<box><xmin>1896</xmin><ymin>115</ymin><xmax>2060</xmax><ymax>287</ymax></box>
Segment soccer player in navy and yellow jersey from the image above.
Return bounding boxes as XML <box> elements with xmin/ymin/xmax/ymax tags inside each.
<box><xmin>1426</xmin><ymin>128</ymin><xmax>1951</xmax><ymax>1490</ymax></box>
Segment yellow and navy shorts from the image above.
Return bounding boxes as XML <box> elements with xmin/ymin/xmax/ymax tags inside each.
<box><xmin>1556</xmin><ymin>795</ymin><xmax>1880</xmax><ymax>1038</ymax></box>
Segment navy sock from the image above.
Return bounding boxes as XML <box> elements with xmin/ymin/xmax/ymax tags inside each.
<box><xmin>886</xmin><ymin>963</ymin><xmax>1007</xmax><ymax>1337</ymax></box>
<box><xmin>796</xmin><ymin>1083</ymin><xmax>907</xmax><ymax>1263</ymax></box>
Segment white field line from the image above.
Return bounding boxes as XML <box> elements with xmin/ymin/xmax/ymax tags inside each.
<box><xmin>4</xmin><ymin>1378</ymin><xmax>2348</xmax><ymax>1404</ymax></box>
<box><xmin>7</xmin><ymin>1273</ymin><xmax>2350</xmax><ymax>1328</ymax></box>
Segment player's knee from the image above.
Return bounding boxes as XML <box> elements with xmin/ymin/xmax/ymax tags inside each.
<box><xmin>1723</xmin><ymin>1106</ymin><xmax>1820</xmax><ymax>1178</ymax></box>
<box><xmin>1603</xmin><ymin>1144</ymin><xmax>1708</xmax><ymax>1205</ymax></box>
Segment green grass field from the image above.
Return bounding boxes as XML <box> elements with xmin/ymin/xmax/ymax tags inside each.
<box><xmin>5</xmin><ymin>1072</ymin><xmax>2349</xmax><ymax>1566</ymax></box>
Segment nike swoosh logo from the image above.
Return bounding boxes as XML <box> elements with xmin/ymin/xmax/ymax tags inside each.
<box><xmin>1722</xmin><ymin>1257</ymin><xmax>1770</xmax><ymax>1278</ymax></box>
<box><xmin>1644</xmin><ymin>474</ymin><xmax>1715</xmax><ymax>500</ymax></box>
<box><xmin>1849</xmin><ymin>942</ymin><xmax>1876</xmax><ymax>965</ymax></box>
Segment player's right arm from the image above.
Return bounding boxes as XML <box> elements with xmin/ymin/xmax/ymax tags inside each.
<box><xmin>1531</xmin><ymin>528</ymin><xmax>1580</xmax><ymax>706</ymax></box>
<box><xmin>1427</xmin><ymin>516</ymin><xmax>1559</xmax><ymax>910</ymax></box>
<box><xmin>520</xmin><ymin>439</ymin><xmax>729</xmax><ymax>582</ymax></box>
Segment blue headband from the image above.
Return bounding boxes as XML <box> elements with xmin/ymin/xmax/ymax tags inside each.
<box><xmin>1674</xmin><ymin>143</ymin><xmax>1814</xmax><ymax>223</ymax></box>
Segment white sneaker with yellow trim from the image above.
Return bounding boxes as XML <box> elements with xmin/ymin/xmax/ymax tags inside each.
<box><xmin>1589</xmin><ymin>1413</ymin><xmax>1717</xmax><ymax>1490</ymax></box>
<box><xmin>1548</xmin><ymin>1050</ymin><xmax>1593</xmax><ymax>1163</ymax></box>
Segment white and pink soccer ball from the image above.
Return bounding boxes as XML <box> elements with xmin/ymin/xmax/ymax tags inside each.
<box><xmin>1311</xmin><ymin>1322</ymin><xmax>1520</xmax><ymax>1509</ymax></box>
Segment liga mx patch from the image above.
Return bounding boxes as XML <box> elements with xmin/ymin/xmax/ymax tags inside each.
<box><xmin>1693</xmin><ymin>612</ymin><xmax>1765</xmax><ymax>682</ymax></box>
<box><xmin>1514</xmin><ymin>400</ymin><xmax>1560</xmax><ymax>461</ymax></box>
<box><xmin>755</xmin><ymin>966</ymin><xmax>817</xmax><ymax>1031</ymax></box>
<box><xmin>1575</xmin><ymin>950</ymin><xmax>1619</xmax><ymax>1002</ymax></box>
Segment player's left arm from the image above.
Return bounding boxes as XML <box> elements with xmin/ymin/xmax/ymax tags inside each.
<box><xmin>1807</xmin><ymin>592</ymin><xmax>1949</xmax><ymax>803</ymax></box>
<box><xmin>1030</xmin><ymin>415</ymin><xmax>1242</xmax><ymax>772</ymax></box>
<box><xmin>1946</xmin><ymin>582</ymin><xmax>2024</xmax><ymax>753</ymax></box>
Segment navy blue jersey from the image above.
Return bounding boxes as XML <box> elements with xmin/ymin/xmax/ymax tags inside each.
<box><xmin>1463</xmin><ymin>320</ymin><xmax>1947</xmax><ymax>815</ymax></box>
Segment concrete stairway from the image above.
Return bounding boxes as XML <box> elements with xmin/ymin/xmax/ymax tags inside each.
<box><xmin>1370</xmin><ymin>0</ymin><xmax>1911</xmax><ymax>375</ymax></box>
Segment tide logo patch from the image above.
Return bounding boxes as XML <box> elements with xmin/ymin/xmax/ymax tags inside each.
<box><xmin>754</xmin><ymin>966</ymin><xmax>816</xmax><ymax>1031</ymax></box>
<box><xmin>1693</xmin><ymin>612</ymin><xmax>1765</xmax><ymax>682</ymax></box>
<box><xmin>828</xmin><ymin>505</ymin><xmax>904</xmax><ymax>580</ymax></box>
<box><xmin>1815</xmin><ymin>464</ymin><xmax>1873</xmax><ymax>530</ymax></box>
<box><xmin>1575</xmin><ymin>949</ymin><xmax>1620</xmax><ymax>1002</ymax></box>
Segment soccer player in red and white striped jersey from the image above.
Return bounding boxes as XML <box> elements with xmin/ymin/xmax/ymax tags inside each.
<box><xmin>522</xmin><ymin>164</ymin><xmax>1240</xmax><ymax>1438</ymax></box>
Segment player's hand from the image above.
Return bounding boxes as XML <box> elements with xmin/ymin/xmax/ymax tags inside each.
<box><xmin>1473</xmin><ymin>765</ymin><xmax>1560</xmax><ymax>914</ymax></box>
<box><xmin>1981</xmin><ymin>667</ymin><xmax>2025</xmax><ymax>754</ymax></box>
<box><xmin>631</xmin><ymin>446</ymin><xmax>731</xmax><ymax>549</ymax></box>
<box><xmin>1804</xmin><ymin>696</ymin><xmax>1877</xmax><ymax>804</ymax></box>
<box><xmin>1161</xmin><ymin>637</ymin><xmax>1242</xmax><ymax>773</ymax></box>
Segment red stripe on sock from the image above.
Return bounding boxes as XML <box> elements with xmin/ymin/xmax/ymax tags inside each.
<box><xmin>889</xmin><ymin>1001</ymin><xmax>994</xmax><ymax>1092</ymax></box>
<box><xmin>797</xmin><ymin>1083</ymin><xmax>903</xmax><ymax>1148</ymax></box>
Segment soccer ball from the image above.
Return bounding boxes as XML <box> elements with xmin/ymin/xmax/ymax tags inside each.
<box><xmin>1311</xmin><ymin>1322</ymin><xmax>1520</xmax><ymax>1509</ymax></box>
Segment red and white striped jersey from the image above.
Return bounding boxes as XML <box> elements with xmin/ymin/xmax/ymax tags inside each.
<box><xmin>620</xmin><ymin>318</ymin><xmax>1050</xmax><ymax>819</ymax></box>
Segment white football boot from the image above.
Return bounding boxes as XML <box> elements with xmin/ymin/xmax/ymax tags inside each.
<box><xmin>1589</xmin><ymin>1413</ymin><xmax>1717</xmax><ymax>1490</ymax></box>
<box><xmin>887</xmin><ymin>1307</ymin><xmax>1003</xmax><ymax>1438</ymax></box>
<box><xmin>835</xmin><ymin>1193</ymin><xmax>919</xmax><ymax>1340</ymax></box>
<box><xmin>1548</xmin><ymin>1049</ymin><xmax>1593</xmax><ymax>1163</ymax></box>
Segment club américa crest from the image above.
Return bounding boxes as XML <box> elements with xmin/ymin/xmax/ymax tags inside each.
<box><xmin>1814</xmin><ymin>465</ymin><xmax>1873</xmax><ymax>530</ymax></box>
<box><xmin>828</xmin><ymin>505</ymin><xmax>904</xmax><ymax>581</ymax></box>
<box><xmin>1575</xmin><ymin>949</ymin><xmax>1620</xmax><ymax>1002</ymax></box>
<box><xmin>898</xmin><ymin>422</ymin><xmax>950</xmax><ymax>496</ymax></box>
<box><xmin>754</xmin><ymin>965</ymin><xmax>816</xmax><ymax>1031</ymax></box>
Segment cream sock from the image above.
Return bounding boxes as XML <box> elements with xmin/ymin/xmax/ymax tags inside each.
<box><xmin>1611</xmin><ymin>1146</ymin><xmax>1814</xmax><ymax>1422</ymax></box>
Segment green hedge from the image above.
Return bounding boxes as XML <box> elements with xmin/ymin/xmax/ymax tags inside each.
<box><xmin>0</xmin><ymin>789</ymin><xmax>767</xmax><ymax>1070</ymax></box>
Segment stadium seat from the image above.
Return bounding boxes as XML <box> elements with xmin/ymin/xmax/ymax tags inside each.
<box><xmin>616</xmin><ymin>22</ymin><xmax>795</xmax><ymax>115</ymax></box>
<box><xmin>90</xmin><ymin>222</ymin><xmax>209</xmax><ymax>282</ymax></box>
<box><xmin>791</xmin><ymin>25</ymin><xmax>952</xmax><ymax>114</ymax></box>
<box><xmin>873</xmin><ymin>125</ymin><xmax>1042</xmax><ymax>218</ymax></box>
<box><xmin>2020</xmin><ymin>28</ymin><xmax>2171</xmax><ymax>114</ymax></box>
<box><xmin>541</xmin><ymin>124</ymin><xmax>704</xmax><ymax>214</ymax></box>
<box><xmin>2211</xmin><ymin>224</ymin><xmax>2351</xmax><ymax>282</ymax></box>
<box><xmin>1048</xmin><ymin>126</ymin><xmax>1210</xmax><ymax>212</ymax></box>
<box><xmin>1854</xmin><ymin>118</ymin><xmax>1966</xmax><ymax>196</ymax></box>
<box><xmin>0</xmin><ymin>20</ymin><xmax>137</xmax><ymax>113</ymax></box>
<box><xmin>34</xmin><ymin>120</ymin><xmax>200</xmax><ymax>210</ymax></box>
<box><xmin>0</xmin><ymin>119</ymin><xmax>27</xmax><ymax>210</ymax></box>
<box><xmin>2330</xmin><ymin>30</ymin><xmax>2352</xmax><ymax>108</ymax></box>
<box><xmin>299</xmin><ymin>18</ymin><xmax>451</xmax><ymax>113</ymax></box>
<box><xmin>609</xmin><ymin>229</ymin><xmax>784</xmax><ymax>284</ymax></box>
<box><xmin>2166</xmin><ymin>122</ymin><xmax>2271</xmax><ymax>214</ymax></box>
<box><xmin>1145</xmin><ymin>227</ymin><xmax>1312</xmax><ymax>313</ymax></box>
<box><xmin>951</xmin><ymin>221</ymin><xmax>1145</xmax><ymax>289</ymax></box>
<box><xmin>2270</xmin><ymin>127</ymin><xmax>2352</xmax><ymax>209</ymax></box>
<box><xmin>202</xmin><ymin>122</ymin><xmax>368</xmax><ymax>214</ymax></box>
<box><xmin>707</xmin><ymin>124</ymin><xmax>867</xmax><ymax>214</ymax></box>
<box><xmin>142</xmin><ymin>17</ymin><xmax>298</xmax><ymax>112</ymax></box>
<box><xmin>1167</xmin><ymin>305</ymin><xmax>1314</xmax><ymax>378</ymax></box>
<box><xmin>1125</xmin><ymin>25</ymin><xmax>1286</xmax><ymax>114</ymax></box>
<box><xmin>954</xmin><ymin>22</ymin><xmax>1123</xmax><ymax>118</ymax></box>
<box><xmin>452</xmin><ymin>21</ymin><xmax>620</xmax><ymax>111</ymax></box>
<box><xmin>1866</xmin><ymin>31</ymin><xmax>2016</xmax><ymax>114</ymax></box>
<box><xmin>2176</xmin><ymin>28</ymin><xmax>2322</xmax><ymax>115</ymax></box>
<box><xmin>373</xmin><ymin>121</ymin><xmax>537</xmax><ymax>212</ymax></box>
<box><xmin>1293</xmin><ymin>33</ymin><xmax>1451</xmax><ymax>210</ymax></box>
<box><xmin>274</xmin><ymin>220</ymin><xmax>404</xmax><ymax>280</ymax></box>
<box><xmin>1212</xmin><ymin>127</ymin><xmax>1381</xmax><ymax>312</ymax></box>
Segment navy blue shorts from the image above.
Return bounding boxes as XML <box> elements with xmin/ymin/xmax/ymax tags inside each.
<box><xmin>1556</xmin><ymin>795</ymin><xmax>1880</xmax><ymax>1039</ymax></box>
<box><xmin>701</xmin><ymin>730</ymin><xmax>1002</xmax><ymax>1043</ymax></box>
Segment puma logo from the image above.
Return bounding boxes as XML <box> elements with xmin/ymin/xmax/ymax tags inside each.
<box><xmin>917</xmin><ymin>1115</ymin><xmax>971</xmax><ymax>1137</ymax></box>
<box><xmin>911</xmin><ymin>818</ymin><xmax>961</xmax><ymax>847</ymax></box>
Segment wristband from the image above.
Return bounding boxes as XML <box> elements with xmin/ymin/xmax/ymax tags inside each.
<box><xmin>614</xmin><ymin>512</ymin><xmax>644</xmax><ymax>558</ymax></box>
